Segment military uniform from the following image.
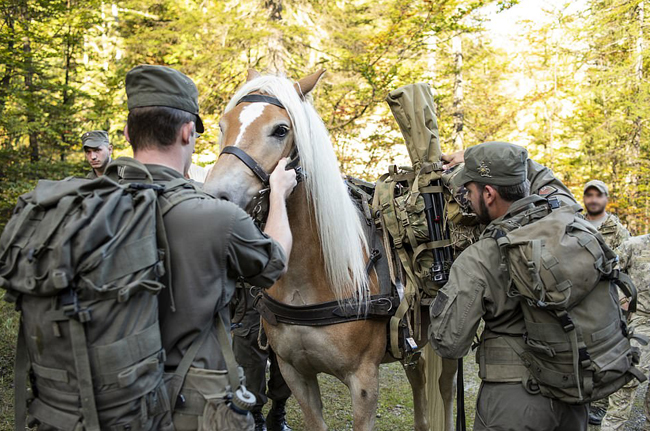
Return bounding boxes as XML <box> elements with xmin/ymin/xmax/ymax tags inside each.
<box><xmin>429</xmin><ymin>142</ymin><xmax>588</xmax><ymax>431</ymax></box>
<box><xmin>594</xmin><ymin>213</ymin><xmax>630</xmax><ymax>250</ymax></box>
<box><xmin>123</xmin><ymin>65</ymin><xmax>289</xmax><ymax>431</ymax></box>
<box><xmin>231</xmin><ymin>285</ymin><xmax>292</xmax><ymax>426</ymax></box>
<box><xmin>81</xmin><ymin>130</ymin><xmax>111</xmax><ymax>178</ymax></box>
<box><xmin>582</xmin><ymin>180</ymin><xmax>631</xmax><ymax>424</ymax></box>
<box><xmin>601</xmin><ymin>235</ymin><xmax>650</xmax><ymax>431</ymax></box>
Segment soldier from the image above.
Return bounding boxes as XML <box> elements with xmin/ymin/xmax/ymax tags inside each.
<box><xmin>582</xmin><ymin>179</ymin><xmax>631</xmax><ymax>425</ymax></box>
<box><xmin>232</xmin><ymin>284</ymin><xmax>292</xmax><ymax>431</ymax></box>
<box><xmin>601</xmin><ymin>234</ymin><xmax>650</xmax><ymax>431</ymax></box>
<box><xmin>583</xmin><ymin>179</ymin><xmax>630</xmax><ymax>250</ymax></box>
<box><xmin>82</xmin><ymin>130</ymin><xmax>113</xmax><ymax>178</ymax></box>
<box><xmin>122</xmin><ymin>65</ymin><xmax>297</xmax><ymax>430</ymax></box>
<box><xmin>429</xmin><ymin>142</ymin><xmax>588</xmax><ymax>430</ymax></box>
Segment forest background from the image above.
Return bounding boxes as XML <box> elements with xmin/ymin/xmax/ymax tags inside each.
<box><xmin>0</xmin><ymin>0</ymin><xmax>649</xmax><ymax>428</ymax></box>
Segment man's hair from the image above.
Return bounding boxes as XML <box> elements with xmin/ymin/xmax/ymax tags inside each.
<box><xmin>127</xmin><ymin>106</ymin><xmax>196</xmax><ymax>152</ymax></box>
<box><xmin>478</xmin><ymin>180</ymin><xmax>530</xmax><ymax>202</ymax></box>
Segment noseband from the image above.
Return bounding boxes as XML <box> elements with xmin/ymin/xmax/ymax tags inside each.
<box><xmin>219</xmin><ymin>93</ymin><xmax>304</xmax><ymax>223</ymax></box>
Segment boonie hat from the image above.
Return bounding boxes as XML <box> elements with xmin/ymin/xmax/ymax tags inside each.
<box><xmin>81</xmin><ymin>130</ymin><xmax>110</xmax><ymax>149</ymax></box>
<box><xmin>455</xmin><ymin>141</ymin><xmax>528</xmax><ymax>187</ymax></box>
<box><xmin>584</xmin><ymin>180</ymin><xmax>609</xmax><ymax>196</ymax></box>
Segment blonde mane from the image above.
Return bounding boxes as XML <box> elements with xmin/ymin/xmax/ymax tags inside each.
<box><xmin>225</xmin><ymin>75</ymin><xmax>369</xmax><ymax>303</ymax></box>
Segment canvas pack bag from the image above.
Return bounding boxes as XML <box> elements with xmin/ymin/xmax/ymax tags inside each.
<box><xmin>488</xmin><ymin>197</ymin><xmax>646</xmax><ymax>404</ymax></box>
<box><xmin>0</xmin><ymin>160</ymin><xmax>176</xmax><ymax>430</ymax></box>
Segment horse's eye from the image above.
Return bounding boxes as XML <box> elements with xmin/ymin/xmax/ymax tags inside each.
<box><xmin>272</xmin><ymin>125</ymin><xmax>290</xmax><ymax>139</ymax></box>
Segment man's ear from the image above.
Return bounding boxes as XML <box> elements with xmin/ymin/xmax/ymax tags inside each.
<box><xmin>124</xmin><ymin>125</ymin><xmax>130</xmax><ymax>143</ymax></box>
<box><xmin>108</xmin><ymin>144</ymin><xmax>113</xmax><ymax>153</ymax></box>
<box><xmin>483</xmin><ymin>184</ymin><xmax>498</xmax><ymax>206</ymax></box>
<box><xmin>180</xmin><ymin>122</ymin><xmax>194</xmax><ymax>146</ymax></box>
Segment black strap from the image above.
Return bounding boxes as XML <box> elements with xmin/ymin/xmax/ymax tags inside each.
<box><xmin>255</xmin><ymin>291</ymin><xmax>399</xmax><ymax>327</ymax></box>
<box><xmin>236</xmin><ymin>94</ymin><xmax>285</xmax><ymax>110</ymax></box>
<box><xmin>457</xmin><ymin>357</ymin><xmax>466</xmax><ymax>431</ymax></box>
<box><xmin>220</xmin><ymin>146</ymin><xmax>271</xmax><ymax>186</ymax></box>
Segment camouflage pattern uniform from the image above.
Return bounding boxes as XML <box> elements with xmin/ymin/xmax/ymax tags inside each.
<box><xmin>601</xmin><ymin>235</ymin><xmax>650</xmax><ymax>431</ymax></box>
<box><xmin>597</xmin><ymin>213</ymin><xmax>631</xmax><ymax>251</ymax></box>
<box><xmin>590</xmin><ymin>213</ymin><xmax>630</xmax><ymax>419</ymax></box>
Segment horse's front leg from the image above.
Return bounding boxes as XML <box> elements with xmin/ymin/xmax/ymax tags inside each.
<box><xmin>346</xmin><ymin>362</ymin><xmax>380</xmax><ymax>431</ymax></box>
<box><xmin>276</xmin><ymin>357</ymin><xmax>328</xmax><ymax>431</ymax></box>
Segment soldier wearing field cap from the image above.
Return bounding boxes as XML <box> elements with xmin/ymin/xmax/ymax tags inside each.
<box><xmin>119</xmin><ymin>65</ymin><xmax>296</xmax><ymax>430</ymax></box>
<box><xmin>82</xmin><ymin>130</ymin><xmax>112</xmax><ymax>178</ymax></box>
<box><xmin>583</xmin><ymin>179</ymin><xmax>630</xmax><ymax>251</ymax></box>
<box><xmin>429</xmin><ymin>141</ymin><xmax>588</xmax><ymax>430</ymax></box>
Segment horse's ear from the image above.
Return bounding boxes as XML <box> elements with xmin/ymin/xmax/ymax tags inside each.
<box><xmin>247</xmin><ymin>69</ymin><xmax>261</xmax><ymax>82</ymax></box>
<box><xmin>295</xmin><ymin>69</ymin><xmax>326</xmax><ymax>99</ymax></box>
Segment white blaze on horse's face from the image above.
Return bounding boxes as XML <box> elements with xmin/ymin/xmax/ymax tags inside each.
<box><xmin>204</xmin><ymin>97</ymin><xmax>294</xmax><ymax>208</ymax></box>
<box><xmin>234</xmin><ymin>103</ymin><xmax>267</xmax><ymax>147</ymax></box>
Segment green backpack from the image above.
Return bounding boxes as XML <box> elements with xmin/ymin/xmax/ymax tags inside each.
<box><xmin>488</xmin><ymin>197</ymin><xmax>645</xmax><ymax>404</ymax></box>
<box><xmin>0</xmin><ymin>160</ymin><xmax>181</xmax><ymax>430</ymax></box>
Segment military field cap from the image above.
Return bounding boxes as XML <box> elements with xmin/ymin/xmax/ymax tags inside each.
<box><xmin>455</xmin><ymin>141</ymin><xmax>528</xmax><ymax>187</ymax></box>
<box><xmin>584</xmin><ymin>179</ymin><xmax>609</xmax><ymax>196</ymax></box>
<box><xmin>125</xmin><ymin>65</ymin><xmax>204</xmax><ymax>133</ymax></box>
<box><xmin>81</xmin><ymin>130</ymin><xmax>110</xmax><ymax>149</ymax></box>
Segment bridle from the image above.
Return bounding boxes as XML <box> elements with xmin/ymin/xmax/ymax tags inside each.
<box><xmin>219</xmin><ymin>94</ymin><xmax>304</xmax><ymax>224</ymax></box>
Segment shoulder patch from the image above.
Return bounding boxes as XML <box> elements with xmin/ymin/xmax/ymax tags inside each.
<box><xmin>431</xmin><ymin>291</ymin><xmax>448</xmax><ymax>318</ymax></box>
<box><xmin>537</xmin><ymin>185</ymin><xmax>557</xmax><ymax>197</ymax></box>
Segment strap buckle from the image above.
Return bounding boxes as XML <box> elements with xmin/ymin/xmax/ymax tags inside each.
<box><xmin>61</xmin><ymin>289</ymin><xmax>91</xmax><ymax>323</ymax></box>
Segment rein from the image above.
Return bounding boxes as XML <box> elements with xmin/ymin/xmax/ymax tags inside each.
<box><xmin>219</xmin><ymin>94</ymin><xmax>304</xmax><ymax>223</ymax></box>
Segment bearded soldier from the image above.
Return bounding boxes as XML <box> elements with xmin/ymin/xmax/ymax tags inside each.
<box><xmin>583</xmin><ymin>180</ymin><xmax>630</xmax><ymax>250</ymax></box>
<box><xmin>429</xmin><ymin>142</ymin><xmax>588</xmax><ymax>431</ymax></box>
<box><xmin>582</xmin><ymin>179</ymin><xmax>631</xmax><ymax>425</ymax></box>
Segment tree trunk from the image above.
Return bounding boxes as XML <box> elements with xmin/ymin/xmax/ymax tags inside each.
<box><xmin>265</xmin><ymin>0</ymin><xmax>285</xmax><ymax>73</ymax></box>
<box><xmin>21</xmin><ymin>1</ymin><xmax>38</xmax><ymax>162</ymax></box>
<box><xmin>451</xmin><ymin>34</ymin><xmax>464</xmax><ymax>151</ymax></box>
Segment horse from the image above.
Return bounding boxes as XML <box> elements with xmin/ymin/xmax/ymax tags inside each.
<box><xmin>203</xmin><ymin>69</ymin><xmax>458</xmax><ymax>431</ymax></box>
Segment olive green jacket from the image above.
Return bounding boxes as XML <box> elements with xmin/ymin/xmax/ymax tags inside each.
<box><xmin>429</xmin><ymin>195</ymin><xmax>551</xmax><ymax>359</ymax></box>
<box><xmin>146</xmin><ymin>165</ymin><xmax>287</xmax><ymax>371</ymax></box>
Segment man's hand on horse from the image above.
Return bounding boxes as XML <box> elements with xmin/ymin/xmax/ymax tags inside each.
<box><xmin>270</xmin><ymin>158</ymin><xmax>298</xmax><ymax>200</ymax></box>
<box><xmin>442</xmin><ymin>150</ymin><xmax>465</xmax><ymax>170</ymax></box>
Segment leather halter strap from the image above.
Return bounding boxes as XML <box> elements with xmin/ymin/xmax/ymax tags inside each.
<box><xmin>219</xmin><ymin>93</ymin><xmax>303</xmax><ymax>186</ymax></box>
<box><xmin>220</xmin><ymin>145</ymin><xmax>271</xmax><ymax>185</ymax></box>
<box><xmin>236</xmin><ymin>94</ymin><xmax>285</xmax><ymax>109</ymax></box>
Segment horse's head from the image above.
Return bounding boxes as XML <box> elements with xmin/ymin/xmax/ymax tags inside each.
<box><xmin>204</xmin><ymin>69</ymin><xmax>325</xmax><ymax>210</ymax></box>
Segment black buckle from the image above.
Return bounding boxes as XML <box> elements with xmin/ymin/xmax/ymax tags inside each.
<box><xmin>61</xmin><ymin>289</ymin><xmax>91</xmax><ymax>322</ymax></box>
<box><xmin>559</xmin><ymin>314</ymin><xmax>575</xmax><ymax>332</ymax></box>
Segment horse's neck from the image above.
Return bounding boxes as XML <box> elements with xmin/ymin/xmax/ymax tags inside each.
<box><xmin>266</xmin><ymin>183</ymin><xmax>337</xmax><ymax>305</ymax></box>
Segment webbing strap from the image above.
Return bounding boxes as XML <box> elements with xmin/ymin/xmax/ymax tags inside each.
<box><xmin>168</xmin><ymin>318</ymin><xmax>212</xmax><ymax>409</ymax></box>
<box><xmin>14</xmin><ymin>322</ymin><xmax>28</xmax><ymax>431</ymax></box>
<box><xmin>28</xmin><ymin>398</ymin><xmax>81</xmax><ymax>430</ymax></box>
<box><xmin>93</xmin><ymin>323</ymin><xmax>162</xmax><ymax>374</ymax></box>
<box><xmin>389</xmin><ymin>296</ymin><xmax>411</xmax><ymax>359</ymax></box>
<box><xmin>214</xmin><ymin>308</ymin><xmax>244</xmax><ymax>392</ymax></box>
<box><xmin>569</xmin><ymin>329</ymin><xmax>583</xmax><ymax>400</ymax></box>
<box><xmin>69</xmin><ymin>318</ymin><xmax>100</xmax><ymax>431</ymax></box>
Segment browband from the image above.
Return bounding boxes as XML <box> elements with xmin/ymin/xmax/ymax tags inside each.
<box><xmin>236</xmin><ymin>94</ymin><xmax>285</xmax><ymax>110</ymax></box>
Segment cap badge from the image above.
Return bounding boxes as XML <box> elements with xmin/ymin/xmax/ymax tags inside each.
<box><xmin>477</xmin><ymin>161</ymin><xmax>492</xmax><ymax>178</ymax></box>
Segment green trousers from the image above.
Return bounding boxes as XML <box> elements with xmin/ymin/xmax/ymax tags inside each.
<box><xmin>474</xmin><ymin>382</ymin><xmax>588</xmax><ymax>431</ymax></box>
<box><xmin>231</xmin><ymin>287</ymin><xmax>292</xmax><ymax>411</ymax></box>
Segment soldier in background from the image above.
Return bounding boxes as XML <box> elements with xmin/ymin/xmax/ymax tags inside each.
<box><xmin>583</xmin><ymin>179</ymin><xmax>631</xmax><ymax>425</ymax></box>
<box><xmin>82</xmin><ymin>130</ymin><xmax>113</xmax><ymax>178</ymax></box>
<box><xmin>232</xmin><ymin>284</ymin><xmax>293</xmax><ymax>431</ymax></box>
<box><xmin>601</xmin><ymin>235</ymin><xmax>650</xmax><ymax>430</ymax></box>
<box><xmin>583</xmin><ymin>180</ymin><xmax>630</xmax><ymax>250</ymax></box>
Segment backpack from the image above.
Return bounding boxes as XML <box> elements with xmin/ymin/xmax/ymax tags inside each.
<box><xmin>489</xmin><ymin>197</ymin><xmax>646</xmax><ymax>404</ymax></box>
<box><xmin>0</xmin><ymin>159</ymin><xmax>184</xmax><ymax>430</ymax></box>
